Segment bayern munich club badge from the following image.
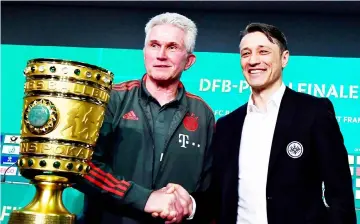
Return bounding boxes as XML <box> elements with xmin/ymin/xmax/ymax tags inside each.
<box><xmin>183</xmin><ymin>113</ymin><xmax>199</xmax><ymax>132</ymax></box>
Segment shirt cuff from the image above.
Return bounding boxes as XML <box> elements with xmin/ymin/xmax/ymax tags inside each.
<box><xmin>186</xmin><ymin>195</ymin><xmax>196</xmax><ymax>220</ymax></box>
<box><xmin>122</xmin><ymin>182</ymin><xmax>153</xmax><ymax>211</ymax></box>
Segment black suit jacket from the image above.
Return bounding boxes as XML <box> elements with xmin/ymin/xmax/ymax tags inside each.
<box><xmin>192</xmin><ymin>87</ymin><xmax>356</xmax><ymax>224</ymax></box>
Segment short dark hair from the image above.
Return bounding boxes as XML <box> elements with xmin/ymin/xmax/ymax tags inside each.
<box><xmin>240</xmin><ymin>22</ymin><xmax>288</xmax><ymax>52</ymax></box>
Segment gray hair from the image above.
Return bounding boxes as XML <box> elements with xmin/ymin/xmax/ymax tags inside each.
<box><xmin>144</xmin><ymin>12</ymin><xmax>197</xmax><ymax>53</ymax></box>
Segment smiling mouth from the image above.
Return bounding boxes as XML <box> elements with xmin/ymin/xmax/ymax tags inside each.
<box><xmin>248</xmin><ymin>69</ymin><xmax>266</xmax><ymax>74</ymax></box>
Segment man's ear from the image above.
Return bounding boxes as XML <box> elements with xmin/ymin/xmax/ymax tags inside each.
<box><xmin>281</xmin><ymin>50</ymin><xmax>290</xmax><ymax>68</ymax></box>
<box><xmin>184</xmin><ymin>53</ymin><xmax>196</xmax><ymax>71</ymax></box>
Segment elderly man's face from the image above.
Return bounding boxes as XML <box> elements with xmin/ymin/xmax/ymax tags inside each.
<box><xmin>144</xmin><ymin>24</ymin><xmax>195</xmax><ymax>84</ymax></box>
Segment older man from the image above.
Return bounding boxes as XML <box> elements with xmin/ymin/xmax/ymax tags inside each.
<box><xmin>73</xmin><ymin>12</ymin><xmax>215</xmax><ymax>224</ymax></box>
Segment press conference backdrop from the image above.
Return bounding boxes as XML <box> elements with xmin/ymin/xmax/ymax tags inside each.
<box><xmin>1</xmin><ymin>44</ymin><xmax>359</xmax><ymax>223</ymax></box>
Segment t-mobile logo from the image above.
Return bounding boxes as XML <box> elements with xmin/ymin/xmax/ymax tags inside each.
<box><xmin>179</xmin><ymin>134</ymin><xmax>190</xmax><ymax>148</ymax></box>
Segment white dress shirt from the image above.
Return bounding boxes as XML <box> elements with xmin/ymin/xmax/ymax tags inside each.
<box><xmin>237</xmin><ymin>83</ymin><xmax>286</xmax><ymax>224</ymax></box>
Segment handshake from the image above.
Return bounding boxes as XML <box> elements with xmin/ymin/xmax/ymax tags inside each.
<box><xmin>144</xmin><ymin>183</ymin><xmax>194</xmax><ymax>223</ymax></box>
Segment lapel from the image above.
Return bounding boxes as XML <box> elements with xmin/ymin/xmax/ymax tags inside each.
<box><xmin>226</xmin><ymin>105</ymin><xmax>247</xmax><ymax>221</ymax></box>
<box><xmin>228</xmin><ymin>105</ymin><xmax>247</xmax><ymax>164</ymax></box>
<box><xmin>267</xmin><ymin>87</ymin><xmax>297</xmax><ymax>177</ymax></box>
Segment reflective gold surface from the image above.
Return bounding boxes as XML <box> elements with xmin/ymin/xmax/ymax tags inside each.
<box><xmin>9</xmin><ymin>178</ymin><xmax>74</xmax><ymax>224</ymax></box>
<box><xmin>21</xmin><ymin>96</ymin><xmax>106</xmax><ymax>145</ymax></box>
<box><xmin>20</xmin><ymin>142</ymin><xmax>93</xmax><ymax>160</ymax></box>
<box><xmin>9</xmin><ymin>58</ymin><xmax>114</xmax><ymax>224</ymax></box>
<box><xmin>24</xmin><ymin>59</ymin><xmax>114</xmax><ymax>90</ymax></box>
<box><xmin>18</xmin><ymin>155</ymin><xmax>90</xmax><ymax>175</ymax></box>
<box><xmin>25</xmin><ymin>80</ymin><xmax>110</xmax><ymax>103</ymax></box>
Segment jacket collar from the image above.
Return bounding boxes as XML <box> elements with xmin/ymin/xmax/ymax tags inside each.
<box><xmin>139</xmin><ymin>74</ymin><xmax>187</xmax><ymax>109</ymax></box>
<box><xmin>247</xmin><ymin>82</ymin><xmax>286</xmax><ymax>113</ymax></box>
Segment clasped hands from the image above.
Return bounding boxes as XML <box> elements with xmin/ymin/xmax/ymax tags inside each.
<box><xmin>144</xmin><ymin>183</ymin><xmax>193</xmax><ymax>223</ymax></box>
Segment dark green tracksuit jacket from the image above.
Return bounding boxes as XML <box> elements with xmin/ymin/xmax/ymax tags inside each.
<box><xmin>73</xmin><ymin>75</ymin><xmax>215</xmax><ymax>224</ymax></box>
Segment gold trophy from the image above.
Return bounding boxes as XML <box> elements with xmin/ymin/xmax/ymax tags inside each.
<box><xmin>8</xmin><ymin>58</ymin><xmax>114</xmax><ymax>223</ymax></box>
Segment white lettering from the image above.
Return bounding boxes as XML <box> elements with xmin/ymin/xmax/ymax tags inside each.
<box><xmin>199</xmin><ymin>79</ymin><xmax>211</xmax><ymax>91</ymax></box>
<box><xmin>239</xmin><ymin>80</ymin><xmax>249</xmax><ymax>93</ymax></box>
<box><xmin>199</xmin><ymin>79</ymin><xmax>358</xmax><ymax>98</ymax></box>
<box><xmin>179</xmin><ymin>134</ymin><xmax>189</xmax><ymax>148</ymax></box>
<box><xmin>222</xmin><ymin>80</ymin><xmax>232</xmax><ymax>92</ymax></box>
<box><xmin>294</xmin><ymin>83</ymin><xmax>359</xmax><ymax>99</ymax></box>
<box><xmin>214</xmin><ymin>110</ymin><xmax>231</xmax><ymax>116</ymax></box>
<box><xmin>350</xmin><ymin>85</ymin><xmax>358</xmax><ymax>99</ymax></box>
<box><xmin>314</xmin><ymin>84</ymin><xmax>325</xmax><ymax>97</ymax></box>
<box><xmin>288</xmin><ymin>82</ymin><xmax>293</xmax><ymax>89</ymax></box>
<box><xmin>336</xmin><ymin>116</ymin><xmax>342</xmax><ymax>122</ymax></box>
<box><xmin>0</xmin><ymin>206</ymin><xmax>20</xmax><ymax>221</ymax></box>
<box><xmin>297</xmin><ymin>83</ymin><xmax>307</xmax><ymax>93</ymax></box>
<box><xmin>343</xmin><ymin>117</ymin><xmax>360</xmax><ymax>123</ymax></box>
<box><xmin>212</xmin><ymin>79</ymin><xmax>221</xmax><ymax>92</ymax></box>
<box><xmin>340</xmin><ymin>85</ymin><xmax>348</xmax><ymax>98</ymax></box>
<box><xmin>307</xmin><ymin>83</ymin><xmax>312</xmax><ymax>95</ymax></box>
<box><xmin>326</xmin><ymin>85</ymin><xmax>338</xmax><ymax>98</ymax></box>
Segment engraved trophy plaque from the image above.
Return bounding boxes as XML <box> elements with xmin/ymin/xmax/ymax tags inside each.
<box><xmin>8</xmin><ymin>58</ymin><xmax>114</xmax><ymax>223</ymax></box>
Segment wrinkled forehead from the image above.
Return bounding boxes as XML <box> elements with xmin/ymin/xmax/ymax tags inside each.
<box><xmin>148</xmin><ymin>24</ymin><xmax>186</xmax><ymax>46</ymax></box>
<box><xmin>240</xmin><ymin>31</ymin><xmax>278</xmax><ymax>50</ymax></box>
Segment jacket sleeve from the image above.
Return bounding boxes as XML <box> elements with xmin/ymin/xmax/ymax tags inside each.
<box><xmin>72</xmin><ymin>90</ymin><xmax>152</xmax><ymax>212</ymax></box>
<box><xmin>191</xmin><ymin>115</ymin><xmax>223</xmax><ymax>223</ymax></box>
<box><xmin>313</xmin><ymin>98</ymin><xmax>356</xmax><ymax>224</ymax></box>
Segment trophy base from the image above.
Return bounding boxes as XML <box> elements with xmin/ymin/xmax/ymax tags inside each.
<box><xmin>8</xmin><ymin>175</ymin><xmax>76</xmax><ymax>224</ymax></box>
<box><xmin>8</xmin><ymin>211</ymin><xmax>75</xmax><ymax>224</ymax></box>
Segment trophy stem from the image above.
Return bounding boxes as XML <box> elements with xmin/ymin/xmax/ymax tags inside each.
<box><xmin>8</xmin><ymin>175</ymin><xmax>75</xmax><ymax>224</ymax></box>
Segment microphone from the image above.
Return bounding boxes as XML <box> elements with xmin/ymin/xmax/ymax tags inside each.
<box><xmin>1</xmin><ymin>160</ymin><xmax>19</xmax><ymax>183</ymax></box>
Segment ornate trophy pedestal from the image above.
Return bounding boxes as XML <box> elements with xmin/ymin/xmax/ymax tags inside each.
<box><xmin>9</xmin><ymin>176</ymin><xmax>74</xmax><ymax>224</ymax></box>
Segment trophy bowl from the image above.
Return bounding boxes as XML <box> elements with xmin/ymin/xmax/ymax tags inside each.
<box><xmin>8</xmin><ymin>58</ymin><xmax>114</xmax><ymax>224</ymax></box>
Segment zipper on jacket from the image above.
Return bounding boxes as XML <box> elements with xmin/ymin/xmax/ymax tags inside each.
<box><xmin>138</xmin><ymin>100</ymin><xmax>157</xmax><ymax>189</ymax></box>
<box><xmin>153</xmin><ymin>107</ymin><xmax>188</xmax><ymax>185</ymax></box>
